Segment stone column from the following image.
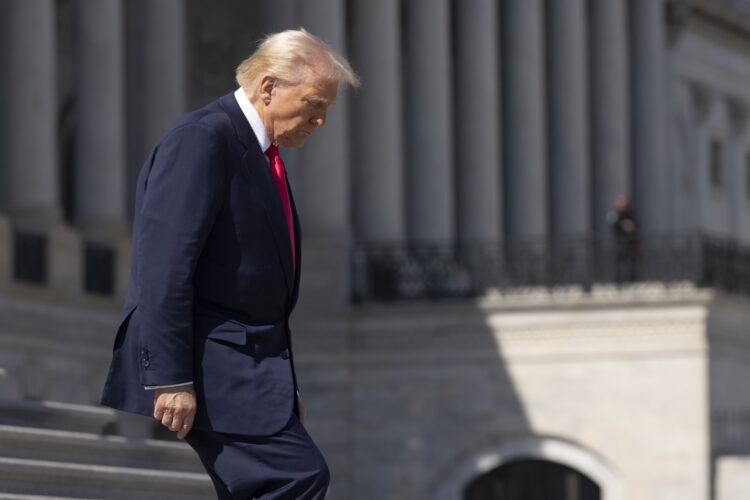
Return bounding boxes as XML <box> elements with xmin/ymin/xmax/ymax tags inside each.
<box><xmin>454</xmin><ymin>0</ymin><xmax>502</xmax><ymax>245</ymax></box>
<box><xmin>74</xmin><ymin>0</ymin><xmax>127</xmax><ymax>239</ymax></box>
<box><xmin>127</xmin><ymin>0</ymin><xmax>186</xmax><ymax>215</ymax></box>
<box><xmin>2</xmin><ymin>0</ymin><xmax>83</xmax><ymax>295</ymax></box>
<box><xmin>733</xmin><ymin>106</ymin><xmax>750</xmax><ymax>244</ymax></box>
<box><xmin>671</xmin><ymin>82</ymin><xmax>700</xmax><ymax>234</ymax></box>
<box><xmin>124</xmin><ymin>0</ymin><xmax>186</xmax><ymax>299</ymax></box>
<box><xmin>631</xmin><ymin>0</ymin><xmax>668</xmax><ymax>233</ymax></box>
<box><xmin>141</xmin><ymin>0</ymin><xmax>186</xmax><ymax>155</ymax></box>
<box><xmin>591</xmin><ymin>0</ymin><xmax>630</xmax><ymax>233</ymax></box>
<box><xmin>404</xmin><ymin>0</ymin><xmax>454</xmax><ymax>244</ymax></box>
<box><xmin>2</xmin><ymin>0</ymin><xmax>61</xmax><ymax>225</ymax></box>
<box><xmin>349</xmin><ymin>0</ymin><xmax>405</xmax><ymax>244</ymax></box>
<box><xmin>502</xmin><ymin>0</ymin><xmax>547</xmax><ymax>240</ymax></box>
<box><xmin>0</xmin><ymin>2</ymin><xmax>7</xmax><ymax>208</ymax></box>
<box><xmin>691</xmin><ymin>86</ymin><xmax>714</xmax><ymax>234</ymax></box>
<box><xmin>253</xmin><ymin>0</ymin><xmax>297</xmax><ymax>33</ymax></box>
<box><xmin>0</xmin><ymin>6</ymin><xmax>9</xmax><ymax>287</ymax></box>
<box><xmin>548</xmin><ymin>0</ymin><xmax>590</xmax><ymax>237</ymax></box>
<box><xmin>295</xmin><ymin>0</ymin><xmax>352</xmax><ymax>307</ymax></box>
<box><xmin>728</xmin><ymin>101</ymin><xmax>747</xmax><ymax>240</ymax></box>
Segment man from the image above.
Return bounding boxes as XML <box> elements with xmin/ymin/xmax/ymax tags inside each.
<box><xmin>607</xmin><ymin>194</ymin><xmax>638</xmax><ymax>283</ymax></box>
<box><xmin>100</xmin><ymin>29</ymin><xmax>359</xmax><ymax>499</ymax></box>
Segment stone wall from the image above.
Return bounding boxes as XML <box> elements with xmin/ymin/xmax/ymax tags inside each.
<box><xmin>294</xmin><ymin>285</ymin><xmax>726</xmax><ymax>500</ymax></box>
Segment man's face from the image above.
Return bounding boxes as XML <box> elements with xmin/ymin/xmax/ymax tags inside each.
<box><xmin>615</xmin><ymin>195</ymin><xmax>630</xmax><ymax>212</ymax></box>
<box><xmin>265</xmin><ymin>77</ymin><xmax>338</xmax><ymax>148</ymax></box>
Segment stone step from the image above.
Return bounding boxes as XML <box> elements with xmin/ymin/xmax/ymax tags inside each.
<box><xmin>0</xmin><ymin>494</ymin><xmax>95</xmax><ymax>500</ymax></box>
<box><xmin>0</xmin><ymin>399</ymin><xmax>116</xmax><ymax>434</ymax></box>
<box><xmin>0</xmin><ymin>457</ymin><xmax>215</xmax><ymax>500</ymax></box>
<box><xmin>0</xmin><ymin>425</ymin><xmax>203</xmax><ymax>473</ymax></box>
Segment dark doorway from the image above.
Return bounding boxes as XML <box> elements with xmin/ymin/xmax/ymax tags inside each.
<box><xmin>463</xmin><ymin>459</ymin><xmax>601</xmax><ymax>500</ymax></box>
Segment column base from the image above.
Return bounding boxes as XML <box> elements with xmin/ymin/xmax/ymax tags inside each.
<box><xmin>77</xmin><ymin>221</ymin><xmax>132</xmax><ymax>300</ymax></box>
<box><xmin>1</xmin><ymin>215</ymin><xmax>132</xmax><ymax>300</ymax></box>
<box><xmin>6</xmin><ymin>206</ymin><xmax>63</xmax><ymax>231</ymax></box>
<box><xmin>49</xmin><ymin>223</ymin><xmax>83</xmax><ymax>296</ymax></box>
<box><xmin>3</xmin><ymin>209</ymin><xmax>83</xmax><ymax>296</ymax></box>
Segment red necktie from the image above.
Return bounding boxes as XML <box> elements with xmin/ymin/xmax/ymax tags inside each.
<box><xmin>265</xmin><ymin>145</ymin><xmax>296</xmax><ymax>272</ymax></box>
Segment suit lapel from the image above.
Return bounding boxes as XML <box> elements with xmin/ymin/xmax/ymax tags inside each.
<box><xmin>244</xmin><ymin>149</ymin><xmax>295</xmax><ymax>297</ymax></box>
<box><xmin>219</xmin><ymin>93</ymin><xmax>295</xmax><ymax>300</ymax></box>
<box><xmin>287</xmin><ymin>177</ymin><xmax>302</xmax><ymax>309</ymax></box>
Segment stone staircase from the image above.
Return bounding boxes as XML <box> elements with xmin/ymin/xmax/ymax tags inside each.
<box><xmin>0</xmin><ymin>293</ymin><xmax>217</xmax><ymax>498</ymax></box>
<box><xmin>0</xmin><ymin>397</ymin><xmax>214</xmax><ymax>499</ymax></box>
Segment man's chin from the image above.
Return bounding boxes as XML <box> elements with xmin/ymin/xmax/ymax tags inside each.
<box><xmin>278</xmin><ymin>138</ymin><xmax>308</xmax><ymax>149</ymax></box>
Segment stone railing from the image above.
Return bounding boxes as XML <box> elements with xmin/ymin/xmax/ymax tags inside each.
<box><xmin>351</xmin><ymin>233</ymin><xmax>750</xmax><ymax>302</ymax></box>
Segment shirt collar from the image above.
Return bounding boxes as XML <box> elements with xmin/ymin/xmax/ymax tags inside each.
<box><xmin>234</xmin><ymin>87</ymin><xmax>271</xmax><ymax>153</ymax></box>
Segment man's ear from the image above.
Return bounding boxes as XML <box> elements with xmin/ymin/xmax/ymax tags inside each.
<box><xmin>260</xmin><ymin>75</ymin><xmax>276</xmax><ymax>105</ymax></box>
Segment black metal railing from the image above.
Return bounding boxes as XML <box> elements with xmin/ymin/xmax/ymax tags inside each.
<box><xmin>351</xmin><ymin>234</ymin><xmax>750</xmax><ymax>302</ymax></box>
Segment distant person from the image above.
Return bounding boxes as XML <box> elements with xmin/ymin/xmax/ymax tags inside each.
<box><xmin>100</xmin><ymin>29</ymin><xmax>359</xmax><ymax>499</ymax></box>
<box><xmin>607</xmin><ymin>194</ymin><xmax>638</xmax><ymax>283</ymax></box>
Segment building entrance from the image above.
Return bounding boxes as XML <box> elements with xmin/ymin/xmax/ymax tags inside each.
<box><xmin>463</xmin><ymin>459</ymin><xmax>601</xmax><ymax>500</ymax></box>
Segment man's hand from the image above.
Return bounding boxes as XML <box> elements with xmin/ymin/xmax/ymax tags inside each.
<box><xmin>153</xmin><ymin>385</ymin><xmax>197</xmax><ymax>439</ymax></box>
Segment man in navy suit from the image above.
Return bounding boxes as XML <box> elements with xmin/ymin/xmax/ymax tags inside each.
<box><xmin>100</xmin><ymin>29</ymin><xmax>359</xmax><ymax>499</ymax></box>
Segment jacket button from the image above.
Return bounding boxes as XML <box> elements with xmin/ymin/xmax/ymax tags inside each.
<box><xmin>281</xmin><ymin>349</ymin><xmax>290</xmax><ymax>360</ymax></box>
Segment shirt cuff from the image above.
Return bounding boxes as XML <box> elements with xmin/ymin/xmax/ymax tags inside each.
<box><xmin>144</xmin><ymin>381</ymin><xmax>193</xmax><ymax>390</ymax></box>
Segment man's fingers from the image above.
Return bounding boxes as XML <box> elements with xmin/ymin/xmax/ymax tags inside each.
<box><xmin>169</xmin><ymin>414</ymin><xmax>184</xmax><ymax>432</ymax></box>
<box><xmin>158</xmin><ymin>405</ymin><xmax>196</xmax><ymax>435</ymax></box>
<box><xmin>177</xmin><ymin>421</ymin><xmax>193</xmax><ymax>440</ymax></box>
<box><xmin>153</xmin><ymin>403</ymin><xmax>165</xmax><ymax>420</ymax></box>
<box><xmin>161</xmin><ymin>410</ymin><xmax>174</xmax><ymax>428</ymax></box>
<box><xmin>176</xmin><ymin>410</ymin><xmax>195</xmax><ymax>439</ymax></box>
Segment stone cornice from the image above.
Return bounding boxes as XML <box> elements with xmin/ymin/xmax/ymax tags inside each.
<box><xmin>693</xmin><ymin>0</ymin><xmax>750</xmax><ymax>38</ymax></box>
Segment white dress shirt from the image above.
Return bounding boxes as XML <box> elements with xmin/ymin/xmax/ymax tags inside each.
<box><xmin>234</xmin><ymin>87</ymin><xmax>272</xmax><ymax>155</ymax></box>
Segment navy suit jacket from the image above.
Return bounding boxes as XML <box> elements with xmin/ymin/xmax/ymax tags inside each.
<box><xmin>101</xmin><ymin>92</ymin><xmax>302</xmax><ymax>437</ymax></box>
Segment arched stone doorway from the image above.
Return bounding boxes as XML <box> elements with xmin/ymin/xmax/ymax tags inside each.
<box><xmin>463</xmin><ymin>458</ymin><xmax>600</xmax><ymax>500</ymax></box>
<box><xmin>432</xmin><ymin>437</ymin><xmax>625</xmax><ymax>500</ymax></box>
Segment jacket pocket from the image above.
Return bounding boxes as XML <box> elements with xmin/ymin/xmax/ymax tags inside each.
<box><xmin>203</xmin><ymin>324</ymin><xmax>248</xmax><ymax>346</ymax></box>
<box><xmin>194</xmin><ymin>311</ymin><xmax>248</xmax><ymax>346</ymax></box>
<box><xmin>194</xmin><ymin>310</ymin><xmax>277</xmax><ymax>346</ymax></box>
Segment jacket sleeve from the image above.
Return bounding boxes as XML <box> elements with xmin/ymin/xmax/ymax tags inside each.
<box><xmin>136</xmin><ymin>123</ymin><xmax>226</xmax><ymax>387</ymax></box>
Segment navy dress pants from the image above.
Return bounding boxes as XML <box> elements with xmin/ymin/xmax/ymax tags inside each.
<box><xmin>185</xmin><ymin>414</ymin><xmax>330</xmax><ymax>499</ymax></box>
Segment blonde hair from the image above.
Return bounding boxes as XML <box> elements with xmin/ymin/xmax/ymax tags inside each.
<box><xmin>236</xmin><ymin>29</ymin><xmax>360</xmax><ymax>90</ymax></box>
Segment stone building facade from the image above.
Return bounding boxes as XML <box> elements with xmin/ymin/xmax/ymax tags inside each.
<box><xmin>2</xmin><ymin>0</ymin><xmax>750</xmax><ymax>499</ymax></box>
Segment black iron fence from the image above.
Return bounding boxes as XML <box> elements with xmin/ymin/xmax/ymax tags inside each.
<box><xmin>351</xmin><ymin>234</ymin><xmax>750</xmax><ymax>302</ymax></box>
